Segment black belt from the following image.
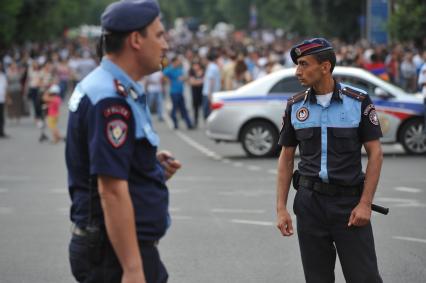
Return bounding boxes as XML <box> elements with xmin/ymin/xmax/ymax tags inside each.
<box><xmin>71</xmin><ymin>225</ymin><xmax>158</xmax><ymax>247</ymax></box>
<box><xmin>299</xmin><ymin>175</ymin><xmax>361</xmax><ymax>197</ymax></box>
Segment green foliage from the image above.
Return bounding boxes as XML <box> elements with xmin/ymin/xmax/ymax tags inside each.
<box><xmin>0</xmin><ymin>0</ymin><xmax>23</xmax><ymax>49</ymax></box>
<box><xmin>389</xmin><ymin>0</ymin><xmax>426</xmax><ymax>47</ymax></box>
<box><xmin>1</xmin><ymin>0</ymin><xmax>425</xmax><ymax>51</ymax></box>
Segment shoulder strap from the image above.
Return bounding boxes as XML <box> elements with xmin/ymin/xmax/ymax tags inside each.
<box><xmin>341</xmin><ymin>86</ymin><xmax>366</xmax><ymax>101</ymax></box>
<box><xmin>287</xmin><ymin>90</ymin><xmax>308</xmax><ymax>106</ymax></box>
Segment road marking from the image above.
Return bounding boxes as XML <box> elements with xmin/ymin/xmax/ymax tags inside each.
<box><xmin>169</xmin><ymin>189</ymin><xmax>191</xmax><ymax>194</ymax></box>
<box><xmin>375</xmin><ymin>197</ymin><xmax>426</xmax><ymax>208</ymax></box>
<box><xmin>231</xmin><ymin>219</ymin><xmax>274</xmax><ymax>226</ymax></box>
<box><xmin>172</xmin><ymin>215</ymin><xmax>193</xmax><ymax>220</ymax></box>
<box><xmin>218</xmin><ymin>190</ymin><xmax>273</xmax><ymax>197</ymax></box>
<box><xmin>392</xmin><ymin>236</ymin><xmax>426</xmax><ymax>244</ymax></box>
<box><xmin>175</xmin><ymin>130</ymin><xmax>219</xmax><ymax>158</ymax></box>
<box><xmin>394</xmin><ymin>187</ymin><xmax>422</xmax><ymax>193</ymax></box>
<box><xmin>0</xmin><ymin>175</ymin><xmax>30</xmax><ymax>181</ymax></box>
<box><xmin>0</xmin><ymin>207</ymin><xmax>13</xmax><ymax>214</ymax></box>
<box><xmin>50</xmin><ymin>189</ymin><xmax>67</xmax><ymax>194</ymax></box>
<box><xmin>211</xmin><ymin>208</ymin><xmax>265</xmax><ymax>214</ymax></box>
<box><xmin>247</xmin><ymin>165</ymin><xmax>261</xmax><ymax>171</ymax></box>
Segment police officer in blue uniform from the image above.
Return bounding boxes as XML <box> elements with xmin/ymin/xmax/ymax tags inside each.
<box><xmin>65</xmin><ymin>1</ymin><xmax>180</xmax><ymax>282</ymax></box>
<box><xmin>276</xmin><ymin>38</ymin><xmax>383</xmax><ymax>283</ymax></box>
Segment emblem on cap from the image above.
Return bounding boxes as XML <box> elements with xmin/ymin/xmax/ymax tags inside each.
<box><xmin>295</xmin><ymin>48</ymin><xmax>302</xmax><ymax>56</ymax></box>
<box><xmin>296</xmin><ymin>107</ymin><xmax>309</xmax><ymax>122</ymax></box>
<box><xmin>369</xmin><ymin>110</ymin><xmax>379</xmax><ymax>126</ymax></box>
<box><xmin>107</xmin><ymin>119</ymin><xmax>128</xmax><ymax>148</ymax></box>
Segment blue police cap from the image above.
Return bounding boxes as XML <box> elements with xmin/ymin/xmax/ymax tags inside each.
<box><xmin>101</xmin><ymin>0</ymin><xmax>160</xmax><ymax>32</ymax></box>
<box><xmin>290</xmin><ymin>38</ymin><xmax>334</xmax><ymax>64</ymax></box>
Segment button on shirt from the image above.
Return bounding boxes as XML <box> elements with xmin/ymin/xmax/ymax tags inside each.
<box><xmin>279</xmin><ymin>82</ymin><xmax>382</xmax><ymax>186</ymax></box>
<box><xmin>66</xmin><ymin>58</ymin><xmax>169</xmax><ymax>241</ymax></box>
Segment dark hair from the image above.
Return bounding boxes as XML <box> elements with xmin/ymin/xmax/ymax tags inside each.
<box><xmin>207</xmin><ymin>49</ymin><xmax>219</xmax><ymax>61</ymax></box>
<box><xmin>96</xmin><ymin>27</ymin><xmax>147</xmax><ymax>59</ymax></box>
<box><xmin>312</xmin><ymin>50</ymin><xmax>336</xmax><ymax>73</ymax></box>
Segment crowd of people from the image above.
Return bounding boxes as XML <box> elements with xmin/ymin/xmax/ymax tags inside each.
<box><xmin>1</xmin><ymin>31</ymin><xmax>425</xmax><ymax>139</ymax></box>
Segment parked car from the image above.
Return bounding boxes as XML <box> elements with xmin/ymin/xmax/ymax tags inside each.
<box><xmin>206</xmin><ymin>66</ymin><xmax>425</xmax><ymax>157</ymax></box>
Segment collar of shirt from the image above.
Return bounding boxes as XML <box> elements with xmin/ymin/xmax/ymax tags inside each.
<box><xmin>306</xmin><ymin>79</ymin><xmax>343</xmax><ymax>105</ymax></box>
<box><xmin>100</xmin><ymin>58</ymin><xmax>144</xmax><ymax>97</ymax></box>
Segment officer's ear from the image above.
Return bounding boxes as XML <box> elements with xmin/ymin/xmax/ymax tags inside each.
<box><xmin>321</xmin><ymin>61</ymin><xmax>331</xmax><ymax>74</ymax></box>
<box><xmin>128</xmin><ymin>31</ymin><xmax>144</xmax><ymax>51</ymax></box>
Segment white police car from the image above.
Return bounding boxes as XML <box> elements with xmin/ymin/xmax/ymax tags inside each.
<box><xmin>206</xmin><ymin>66</ymin><xmax>425</xmax><ymax>157</ymax></box>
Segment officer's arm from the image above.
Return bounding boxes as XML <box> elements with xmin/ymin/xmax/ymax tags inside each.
<box><xmin>98</xmin><ymin>175</ymin><xmax>146</xmax><ymax>281</ymax></box>
<box><xmin>361</xmin><ymin>140</ymin><xmax>383</xmax><ymax>206</ymax></box>
<box><xmin>277</xmin><ymin>147</ymin><xmax>296</xmax><ymax>210</ymax></box>
<box><xmin>276</xmin><ymin>146</ymin><xmax>296</xmax><ymax>236</ymax></box>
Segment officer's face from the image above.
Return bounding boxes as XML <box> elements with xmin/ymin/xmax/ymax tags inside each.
<box><xmin>295</xmin><ymin>55</ymin><xmax>324</xmax><ymax>87</ymax></box>
<box><xmin>136</xmin><ymin>17</ymin><xmax>169</xmax><ymax>75</ymax></box>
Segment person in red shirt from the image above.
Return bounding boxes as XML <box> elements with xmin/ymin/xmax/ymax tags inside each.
<box><xmin>42</xmin><ymin>84</ymin><xmax>63</xmax><ymax>143</ymax></box>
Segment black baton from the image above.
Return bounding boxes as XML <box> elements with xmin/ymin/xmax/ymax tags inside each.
<box><xmin>372</xmin><ymin>204</ymin><xmax>389</xmax><ymax>215</ymax></box>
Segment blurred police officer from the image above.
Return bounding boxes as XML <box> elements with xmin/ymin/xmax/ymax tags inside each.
<box><xmin>65</xmin><ymin>1</ymin><xmax>181</xmax><ymax>282</ymax></box>
<box><xmin>276</xmin><ymin>38</ymin><xmax>383</xmax><ymax>283</ymax></box>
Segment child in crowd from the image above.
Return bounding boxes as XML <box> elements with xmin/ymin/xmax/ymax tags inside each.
<box><xmin>42</xmin><ymin>84</ymin><xmax>63</xmax><ymax>143</ymax></box>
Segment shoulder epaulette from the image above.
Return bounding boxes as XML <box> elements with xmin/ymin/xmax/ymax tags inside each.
<box><xmin>341</xmin><ymin>86</ymin><xmax>366</xmax><ymax>101</ymax></box>
<box><xmin>287</xmin><ymin>90</ymin><xmax>308</xmax><ymax>106</ymax></box>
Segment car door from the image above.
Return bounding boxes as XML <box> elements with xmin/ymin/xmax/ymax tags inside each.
<box><xmin>267</xmin><ymin>76</ymin><xmax>305</xmax><ymax>130</ymax></box>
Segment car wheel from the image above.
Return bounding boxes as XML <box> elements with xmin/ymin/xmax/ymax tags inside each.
<box><xmin>241</xmin><ymin>121</ymin><xmax>278</xmax><ymax>157</ymax></box>
<box><xmin>399</xmin><ymin>119</ymin><xmax>426</xmax><ymax>155</ymax></box>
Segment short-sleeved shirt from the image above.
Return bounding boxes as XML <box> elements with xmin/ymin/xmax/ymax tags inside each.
<box><xmin>66</xmin><ymin>58</ymin><xmax>169</xmax><ymax>241</ymax></box>
<box><xmin>202</xmin><ymin>62</ymin><xmax>221</xmax><ymax>96</ymax></box>
<box><xmin>418</xmin><ymin>63</ymin><xmax>426</xmax><ymax>98</ymax></box>
<box><xmin>279</xmin><ymin>81</ymin><xmax>382</xmax><ymax>186</ymax></box>
<box><xmin>163</xmin><ymin>65</ymin><xmax>184</xmax><ymax>94</ymax></box>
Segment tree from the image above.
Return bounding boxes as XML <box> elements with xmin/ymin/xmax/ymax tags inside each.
<box><xmin>389</xmin><ymin>0</ymin><xmax>426</xmax><ymax>48</ymax></box>
<box><xmin>0</xmin><ymin>0</ymin><xmax>23</xmax><ymax>49</ymax></box>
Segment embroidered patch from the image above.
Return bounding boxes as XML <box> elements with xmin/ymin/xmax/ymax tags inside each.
<box><xmin>369</xmin><ymin>110</ymin><xmax>379</xmax><ymax>126</ymax></box>
<box><xmin>363</xmin><ymin>104</ymin><xmax>375</xmax><ymax>116</ymax></box>
<box><xmin>106</xmin><ymin>119</ymin><xmax>128</xmax><ymax>148</ymax></box>
<box><xmin>104</xmin><ymin>105</ymin><xmax>131</xmax><ymax>119</ymax></box>
<box><xmin>296</xmin><ymin>107</ymin><xmax>309</xmax><ymax>122</ymax></box>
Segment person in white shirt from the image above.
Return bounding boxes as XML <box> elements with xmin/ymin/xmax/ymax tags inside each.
<box><xmin>144</xmin><ymin>71</ymin><xmax>165</xmax><ymax>121</ymax></box>
<box><xmin>0</xmin><ymin>62</ymin><xmax>8</xmax><ymax>137</ymax></box>
<box><xmin>417</xmin><ymin>51</ymin><xmax>426</xmax><ymax>133</ymax></box>
<box><xmin>202</xmin><ymin>50</ymin><xmax>221</xmax><ymax>119</ymax></box>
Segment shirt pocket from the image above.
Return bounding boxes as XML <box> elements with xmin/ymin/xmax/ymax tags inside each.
<box><xmin>330</xmin><ymin>128</ymin><xmax>359</xmax><ymax>153</ymax></box>
<box><xmin>296</xmin><ymin>128</ymin><xmax>316</xmax><ymax>155</ymax></box>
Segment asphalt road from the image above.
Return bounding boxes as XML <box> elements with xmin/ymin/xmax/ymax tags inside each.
<box><xmin>0</xmin><ymin>108</ymin><xmax>425</xmax><ymax>283</ymax></box>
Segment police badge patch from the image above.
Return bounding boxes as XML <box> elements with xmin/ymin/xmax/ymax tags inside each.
<box><xmin>369</xmin><ymin>109</ymin><xmax>379</xmax><ymax>126</ymax></box>
<box><xmin>296</xmin><ymin>107</ymin><xmax>309</xmax><ymax>122</ymax></box>
<box><xmin>106</xmin><ymin>119</ymin><xmax>128</xmax><ymax>148</ymax></box>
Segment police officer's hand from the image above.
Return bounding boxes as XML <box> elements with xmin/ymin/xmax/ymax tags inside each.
<box><xmin>157</xmin><ymin>150</ymin><xmax>182</xmax><ymax>180</ymax></box>
<box><xmin>348</xmin><ymin>202</ymin><xmax>372</xmax><ymax>227</ymax></box>
<box><xmin>277</xmin><ymin>209</ymin><xmax>294</xmax><ymax>236</ymax></box>
<box><xmin>122</xmin><ymin>269</ymin><xmax>146</xmax><ymax>283</ymax></box>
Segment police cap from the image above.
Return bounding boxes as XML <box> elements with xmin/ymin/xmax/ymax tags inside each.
<box><xmin>101</xmin><ymin>0</ymin><xmax>160</xmax><ymax>32</ymax></box>
<box><xmin>290</xmin><ymin>38</ymin><xmax>334</xmax><ymax>64</ymax></box>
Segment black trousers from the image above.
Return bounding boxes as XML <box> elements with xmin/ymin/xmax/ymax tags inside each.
<box><xmin>69</xmin><ymin>233</ymin><xmax>168</xmax><ymax>283</ymax></box>
<box><xmin>293</xmin><ymin>186</ymin><xmax>382</xmax><ymax>283</ymax></box>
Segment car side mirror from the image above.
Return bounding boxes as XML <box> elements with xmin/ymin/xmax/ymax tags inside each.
<box><xmin>374</xmin><ymin>87</ymin><xmax>392</xmax><ymax>99</ymax></box>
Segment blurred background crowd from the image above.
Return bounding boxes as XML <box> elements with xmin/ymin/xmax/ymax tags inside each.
<box><xmin>0</xmin><ymin>0</ymin><xmax>425</xmax><ymax>137</ymax></box>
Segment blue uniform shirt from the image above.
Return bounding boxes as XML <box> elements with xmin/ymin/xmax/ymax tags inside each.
<box><xmin>279</xmin><ymin>81</ymin><xmax>383</xmax><ymax>186</ymax></box>
<box><xmin>66</xmin><ymin>58</ymin><xmax>169</xmax><ymax>241</ymax></box>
